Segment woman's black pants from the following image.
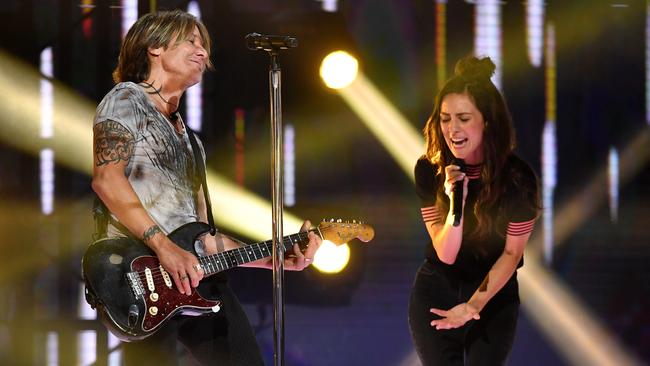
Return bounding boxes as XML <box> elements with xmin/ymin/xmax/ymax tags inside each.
<box><xmin>408</xmin><ymin>261</ymin><xmax>519</xmax><ymax>366</ymax></box>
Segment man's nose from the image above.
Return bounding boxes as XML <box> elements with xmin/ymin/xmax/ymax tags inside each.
<box><xmin>196</xmin><ymin>45</ymin><xmax>207</xmax><ymax>58</ymax></box>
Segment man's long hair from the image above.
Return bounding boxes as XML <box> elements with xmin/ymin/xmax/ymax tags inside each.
<box><xmin>422</xmin><ymin>56</ymin><xmax>517</xmax><ymax>238</ymax></box>
<box><xmin>112</xmin><ymin>9</ymin><xmax>212</xmax><ymax>83</ymax></box>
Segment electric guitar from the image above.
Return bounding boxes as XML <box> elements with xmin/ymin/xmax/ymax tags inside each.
<box><xmin>82</xmin><ymin>220</ymin><xmax>374</xmax><ymax>342</ymax></box>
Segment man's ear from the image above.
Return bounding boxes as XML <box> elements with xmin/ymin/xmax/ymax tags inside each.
<box><xmin>148</xmin><ymin>46</ymin><xmax>163</xmax><ymax>57</ymax></box>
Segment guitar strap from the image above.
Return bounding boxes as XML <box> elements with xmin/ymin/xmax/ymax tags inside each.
<box><xmin>180</xmin><ymin>114</ymin><xmax>217</xmax><ymax>237</ymax></box>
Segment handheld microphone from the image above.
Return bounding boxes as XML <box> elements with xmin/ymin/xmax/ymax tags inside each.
<box><xmin>245</xmin><ymin>33</ymin><xmax>298</xmax><ymax>51</ymax></box>
<box><xmin>452</xmin><ymin>158</ymin><xmax>466</xmax><ymax>227</ymax></box>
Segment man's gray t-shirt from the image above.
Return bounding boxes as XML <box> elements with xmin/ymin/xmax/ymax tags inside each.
<box><xmin>94</xmin><ymin>82</ymin><xmax>204</xmax><ymax>236</ymax></box>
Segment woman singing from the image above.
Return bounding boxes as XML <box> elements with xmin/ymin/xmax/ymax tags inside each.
<box><xmin>408</xmin><ymin>56</ymin><xmax>540</xmax><ymax>365</ymax></box>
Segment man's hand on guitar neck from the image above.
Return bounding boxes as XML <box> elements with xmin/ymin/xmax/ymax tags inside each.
<box><xmin>143</xmin><ymin>224</ymin><xmax>204</xmax><ymax>295</ymax></box>
<box><xmin>202</xmin><ymin>220</ymin><xmax>322</xmax><ymax>271</ymax></box>
<box><xmin>283</xmin><ymin>220</ymin><xmax>322</xmax><ymax>271</ymax></box>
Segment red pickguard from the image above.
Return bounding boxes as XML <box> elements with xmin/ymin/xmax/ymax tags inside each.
<box><xmin>131</xmin><ymin>256</ymin><xmax>221</xmax><ymax>332</ymax></box>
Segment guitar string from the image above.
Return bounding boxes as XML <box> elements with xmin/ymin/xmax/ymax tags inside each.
<box><xmin>134</xmin><ymin>231</ymin><xmax>317</xmax><ymax>284</ymax></box>
<box><xmin>135</xmin><ymin>223</ymin><xmax>359</xmax><ymax>283</ymax></box>
<box><xmin>136</xmin><ymin>237</ymin><xmax>324</xmax><ymax>288</ymax></box>
<box><xmin>138</xmin><ymin>231</ymin><xmax>310</xmax><ymax>280</ymax></box>
<box><xmin>134</xmin><ymin>224</ymin><xmax>355</xmax><ymax>282</ymax></box>
<box><xmin>132</xmin><ymin>224</ymin><xmax>365</xmax><ymax>286</ymax></box>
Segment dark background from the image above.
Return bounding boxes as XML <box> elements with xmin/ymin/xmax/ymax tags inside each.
<box><xmin>0</xmin><ymin>0</ymin><xmax>648</xmax><ymax>365</ymax></box>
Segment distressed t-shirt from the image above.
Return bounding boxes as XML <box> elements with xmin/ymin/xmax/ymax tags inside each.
<box><xmin>94</xmin><ymin>82</ymin><xmax>203</xmax><ymax>236</ymax></box>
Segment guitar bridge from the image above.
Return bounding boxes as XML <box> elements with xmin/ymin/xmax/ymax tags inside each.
<box><xmin>126</xmin><ymin>272</ymin><xmax>144</xmax><ymax>297</ymax></box>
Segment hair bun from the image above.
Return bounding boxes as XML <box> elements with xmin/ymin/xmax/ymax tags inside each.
<box><xmin>454</xmin><ymin>56</ymin><xmax>495</xmax><ymax>80</ymax></box>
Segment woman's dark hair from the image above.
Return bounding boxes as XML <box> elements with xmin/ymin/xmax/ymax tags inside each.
<box><xmin>422</xmin><ymin>56</ymin><xmax>521</xmax><ymax>238</ymax></box>
<box><xmin>113</xmin><ymin>9</ymin><xmax>212</xmax><ymax>83</ymax></box>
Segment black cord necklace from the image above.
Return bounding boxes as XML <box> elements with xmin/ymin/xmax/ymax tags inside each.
<box><xmin>140</xmin><ymin>81</ymin><xmax>179</xmax><ymax>121</ymax></box>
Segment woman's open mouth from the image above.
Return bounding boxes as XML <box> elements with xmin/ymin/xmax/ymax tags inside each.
<box><xmin>451</xmin><ymin>138</ymin><xmax>468</xmax><ymax>148</ymax></box>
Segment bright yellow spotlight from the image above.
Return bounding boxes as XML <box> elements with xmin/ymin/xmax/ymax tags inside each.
<box><xmin>320</xmin><ymin>51</ymin><xmax>359</xmax><ymax>89</ymax></box>
<box><xmin>312</xmin><ymin>240</ymin><xmax>350</xmax><ymax>273</ymax></box>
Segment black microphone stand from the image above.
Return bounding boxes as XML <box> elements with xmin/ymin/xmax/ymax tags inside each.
<box><xmin>247</xmin><ymin>33</ymin><xmax>297</xmax><ymax>366</ymax></box>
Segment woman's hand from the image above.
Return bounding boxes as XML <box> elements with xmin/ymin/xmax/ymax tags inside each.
<box><xmin>443</xmin><ymin>163</ymin><xmax>468</xmax><ymax>201</ymax></box>
<box><xmin>284</xmin><ymin>220</ymin><xmax>322</xmax><ymax>271</ymax></box>
<box><xmin>430</xmin><ymin>303</ymin><xmax>480</xmax><ymax>330</ymax></box>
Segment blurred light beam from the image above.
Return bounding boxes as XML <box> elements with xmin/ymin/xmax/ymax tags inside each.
<box><xmin>0</xmin><ymin>50</ymin><xmax>304</xmax><ymax>243</ymax></box>
<box><xmin>519</xmin><ymin>249</ymin><xmax>642</xmax><ymax>366</ymax></box>
<box><xmin>335</xmin><ymin>73</ymin><xmax>423</xmax><ymax>179</ymax></box>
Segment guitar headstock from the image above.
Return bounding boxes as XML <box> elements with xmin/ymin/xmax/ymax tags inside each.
<box><xmin>317</xmin><ymin>219</ymin><xmax>375</xmax><ymax>245</ymax></box>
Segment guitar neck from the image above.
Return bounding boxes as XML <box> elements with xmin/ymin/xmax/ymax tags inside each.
<box><xmin>198</xmin><ymin>229</ymin><xmax>320</xmax><ymax>275</ymax></box>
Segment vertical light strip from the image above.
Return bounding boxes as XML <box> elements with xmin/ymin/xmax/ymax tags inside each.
<box><xmin>235</xmin><ymin>109</ymin><xmax>245</xmax><ymax>187</ymax></box>
<box><xmin>40</xmin><ymin>47</ymin><xmax>53</xmax><ymax>138</ymax></box>
<box><xmin>77</xmin><ymin>331</ymin><xmax>96</xmax><ymax>366</ymax></box>
<box><xmin>121</xmin><ymin>0</ymin><xmax>138</xmax><ymax>39</ymax></box>
<box><xmin>186</xmin><ymin>1</ymin><xmax>203</xmax><ymax>131</ymax></box>
<box><xmin>40</xmin><ymin>149</ymin><xmax>55</xmax><ymax>215</ymax></box>
<box><xmin>40</xmin><ymin>47</ymin><xmax>55</xmax><ymax>215</ymax></box>
<box><xmin>608</xmin><ymin>147</ymin><xmax>619</xmax><ymax>223</ymax></box>
<box><xmin>108</xmin><ymin>333</ymin><xmax>122</xmax><ymax>366</ymax></box>
<box><xmin>435</xmin><ymin>0</ymin><xmax>447</xmax><ymax>90</ymax></box>
<box><xmin>81</xmin><ymin>0</ymin><xmax>94</xmax><ymax>39</ymax></box>
<box><xmin>319</xmin><ymin>0</ymin><xmax>338</xmax><ymax>12</ymax></box>
<box><xmin>46</xmin><ymin>331</ymin><xmax>58</xmax><ymax>366</ymax></box>
<box><xmin>474</xmin><ymin>0</ymin><xmax>502</xmax><ymax>88</ymax></box>
<box><xmin>526</xmin><ymin>0</ymin><xmax>544</xmax><ymax>67</ymax></box>
<box><xmin>646</xmin><ymin>0</ymin><xmax>650</xmax><ymax>124</ymax></box>
<box><xmin>541</xmin><ymin>122</ymin><xmax>556</xmax><ymax>264</ymax></box>
<box><xmin>78</xmin><ymin>283</ymin><xmax>96</xmax><ymax>320</ymax></box>
<box><xmin>542</xmin><ymin>23</ymin><xmax>557</xmax><ymax>264</ymax></box>
<box><xmin>284</xmin><ymin>124</ymin><xmax>296</xmax><ymax>207</ymax></box>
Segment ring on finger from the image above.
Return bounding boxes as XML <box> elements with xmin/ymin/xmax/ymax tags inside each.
<box><xmin>193</xmin><ymin>263</ymin><xmax>202</xmax><ymax>272</ymax></box>
<box><xmin>180</xmin><ymin>274</ymin><xmax>189</xmax><ymax>281</ymax></box>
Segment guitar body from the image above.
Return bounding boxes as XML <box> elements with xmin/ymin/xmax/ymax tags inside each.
<box><xmin>82</xmin><ymin>218</ymin><xmax>374</xmax><ymax>342</ymax></box>
<box><xmin>82</xmin><ymin>222</ymin><xmax>221</xmax><ymax>342</ymax></box>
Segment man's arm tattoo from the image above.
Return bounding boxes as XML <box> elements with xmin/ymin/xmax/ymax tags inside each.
<box><xmin>94</xmin><ymin>121</ymin><xmax>135</xmax><ymax>166</ymax></box>
<box><xmin>142</xmin><ymin>225</ymin><xmax>162</xmax><ymax>244</ymax></box>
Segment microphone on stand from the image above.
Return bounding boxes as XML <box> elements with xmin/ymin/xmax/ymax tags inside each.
<box><xmin>245</xmin><ymin>33</ymin><xmax>298</xmax><ymax>51</ymax></box>
<box><xmin>452</xmin><ymin>158</ymin><xmax>466</xmax><ymax>227</ymax></box>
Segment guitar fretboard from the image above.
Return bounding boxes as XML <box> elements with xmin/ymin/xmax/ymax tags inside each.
<box><xmin>197</xmin><ymin>229</ymin><xmax>318</xmax><ymax>275</ymax></box>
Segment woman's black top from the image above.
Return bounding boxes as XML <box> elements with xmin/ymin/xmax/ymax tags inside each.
<box><xmin>414</xmin><ymin>154</ymin><xmax>539</xmax><ymax>286</ymax></box>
